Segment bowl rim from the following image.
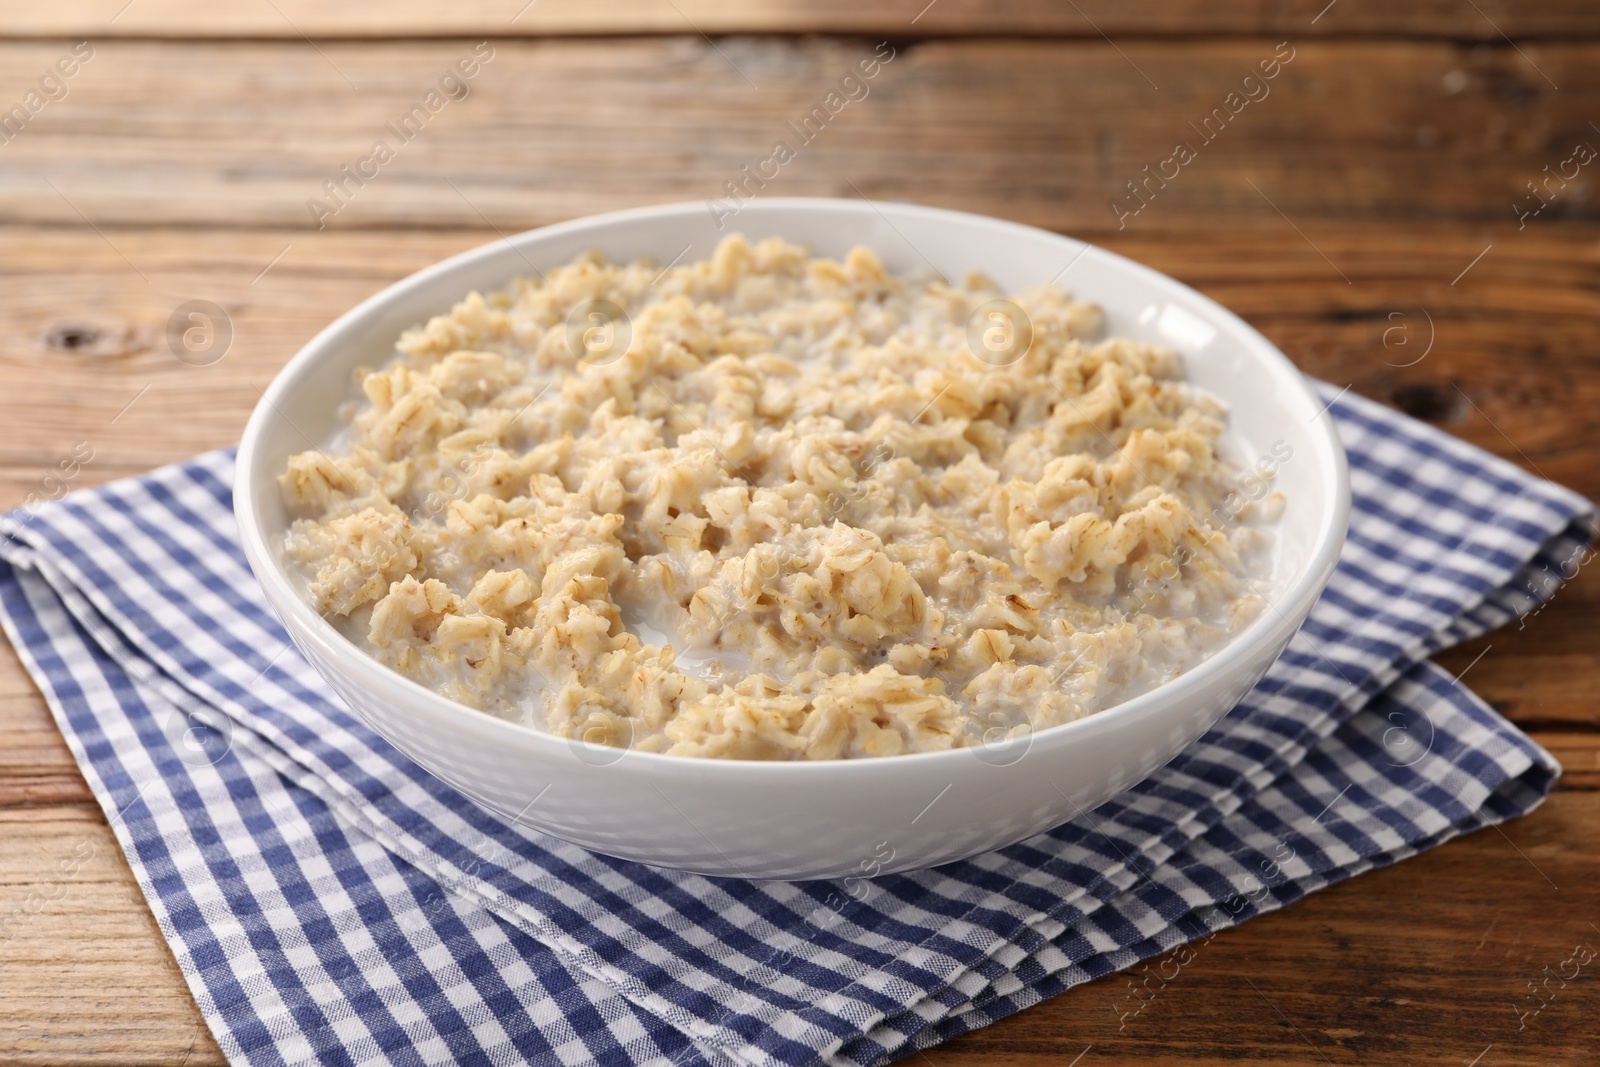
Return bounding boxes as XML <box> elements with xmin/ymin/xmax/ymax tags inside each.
<box><xmin>234</xmin><ymin>196</ymin><xmax>1351</xmax><ymax>776</ymax></box>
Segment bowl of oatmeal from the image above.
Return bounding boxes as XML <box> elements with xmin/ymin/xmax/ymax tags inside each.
<box><xmin>235</xmin><ymin>199</ymin><xmax>1348</xmax><ymax>878</ymax></box>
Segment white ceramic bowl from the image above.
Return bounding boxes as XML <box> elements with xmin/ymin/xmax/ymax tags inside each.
<box><xmin>235</xmin><ymin>198</ymin><xmax>1349</xmax><ymax>880</ymax></box>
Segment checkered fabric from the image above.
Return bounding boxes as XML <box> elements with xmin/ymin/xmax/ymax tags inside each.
<box><xmin>0</xmin><ymin>383</ymin><xmax>1591</xmax><ymax>1067</ymax></box>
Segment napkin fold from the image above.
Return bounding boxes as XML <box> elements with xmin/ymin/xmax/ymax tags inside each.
<box><xmin>0</xmin><ymin>384</ymin><xmax>1592</xmax><ymax>1067</ymax></box>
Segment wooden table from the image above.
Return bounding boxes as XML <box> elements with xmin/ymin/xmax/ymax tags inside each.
<box><xmin>2</xmin><ymin>3</ymin><xmax>1597</xmax><ymax>1064</ymax></box>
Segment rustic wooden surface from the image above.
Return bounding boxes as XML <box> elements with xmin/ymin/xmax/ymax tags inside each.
<box><xmin>2</xmin><ymin>5</ymin><xmax>1598</xmax><ymax>1065</ymax></box>
<box><xmin>5</xmin><ymin>0</ymin><xmax>1600</xmax><ymax>40</ymax></box>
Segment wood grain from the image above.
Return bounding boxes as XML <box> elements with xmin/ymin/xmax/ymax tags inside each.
<box><xmin>2</xmin><ymin>0</ymin><xmax>1598</xmax><ymax>40</ymax></box>
<box><xmin>0</xmin><ymin>39</ymin><xmax>1592</xmax><ymax>235</ymax></box>
<box><xmin>1</xmin><ymin>25</ymin><xmax>1597</xmax><ymax>1067</ymax></box>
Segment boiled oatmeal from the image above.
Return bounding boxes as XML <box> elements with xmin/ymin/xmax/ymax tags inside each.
<box><xmin>279</xmin><ymin>235</ymin><xmax>1280</xmax><ymax>760</ymax></box>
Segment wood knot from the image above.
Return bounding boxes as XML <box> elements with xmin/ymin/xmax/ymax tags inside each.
<box><xmin>1389</xmin><ymin>382</ymin><xmax>1464</xmax><ymax>424</ymax></box>
<box><xmin>41</xmin><ymin>319</ymin><xmax>146</xmax><ymax>358</ymax></box>
<box><xmin>44</xmin><ymin>322</ymin><xmax>101</xmax><ymax>351</ymax></box>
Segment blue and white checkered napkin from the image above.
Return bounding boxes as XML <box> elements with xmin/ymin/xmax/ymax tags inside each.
<box><xmin>0</xmin><ymin>384</ymin><xmax>1592</xmax><ymax>1067</ymax></box>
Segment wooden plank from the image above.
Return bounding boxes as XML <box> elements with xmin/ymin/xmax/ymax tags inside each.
<box><xmin>1536</xmin><ymin>733</ymin><xmax>1600</xmax><ymax>791</ymax></box>
<box><xmin>0</xmin><ymin>648</ymin><xmax>95</xmax><ymax>809</ymax></box>
<box><xmin>0</xmin><ymin>809</ymin><xmax>221</xmax><ymax>1067</ymax></box>
<box><xmin>0</xmin><ymin>0</ymin><xmax>1597</xmax><ymax>40</ymax></box>
<box><xmin>0</xmin><ymin>39</ymin><xmax>1592</xmax><ymax>233</ymax></box>
<box><xmin>3</xmin><ymin>223</ymin><xmax>1595</xmax><ymax>497</ymax></box>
